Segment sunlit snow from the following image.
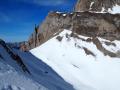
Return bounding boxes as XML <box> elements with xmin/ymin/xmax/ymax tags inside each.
<box><xmin>31</xmin><ymin>29</ymin><xmax>120</xmax><ymax>90</ymax></box>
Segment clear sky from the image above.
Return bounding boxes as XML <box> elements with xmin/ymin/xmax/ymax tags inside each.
<box><xmin>0</xmin><ymin>0</ymin><xmax>77</xmax><ymax>42</ymax></box>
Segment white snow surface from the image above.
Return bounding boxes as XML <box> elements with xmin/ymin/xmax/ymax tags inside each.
<box><xmin>31</xmin><ymin>29</ymin><xmax>120</xmax><ymax>90</ymax></box>
<box><xmin>0</xmin><ymin>40</ymin><xmax>74</xmax><ymax>90</ymax></box>
<box><xmin>0</xmin><ymin>43</ymin><xmax>48</xmax><ymax>90</ymax></box>
<box><xmin>0</xmin><ymin>59</ymin><xmax>47</xmax><ymax>90</ymax></box>
<box><xmin>99</xmin><ymin>4</ymin><xmax>120</xmax><ymax>14</ymax></box>
<box><xmin>88</xmin><ymin>2</ymin><xmax>120</xmax><ymax>14</ymax></box>
<box><xmin>108</xmin><ymin>4</ymin><xmax>120</xmax><ymax>14</ymax></box>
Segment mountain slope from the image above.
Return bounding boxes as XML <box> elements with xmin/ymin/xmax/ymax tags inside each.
<box><xmin>0</xmin><ymin>41</ymin><xmax>47</xmax><ymax>90</ymax></box>
<box><xmin>16</xmin><ymin>50</ymin><xmax>75</xmax><ymax>90</ymax></box>
<box><xmin>31</xmin><ymin>29</ymin><xmax>120</xmax><ymax>90</ymax></box>
<box><xmin>0</xmin><ymin>60</ymin><xmax>46</xmax><ymax>90</ymax></box>
<box><xmin>0</xmin><ymin>39</ymin><xmax>74</xmax><ymax>90</ymax></box>
<box><xmin>22</xmin><ymin>11</ymin><xmax>120</xmax><ymax>51</ymax></box>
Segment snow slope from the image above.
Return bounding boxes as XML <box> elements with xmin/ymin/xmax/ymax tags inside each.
<box><xmin>0</xmin><ymin>39</ymin><xmax>74</xmax><ymax>90</ymax></box>
<box><xmin>0</xmin><ymin>59</ymin><xmax>47</xmax><ymax>90</ymax></box>
<box><xmin>16</xmin><ymin>51</ymin><xmax>75</xmax><ymax>90</ymax></box>
<box><xmin>0</xmin><ymin>41</ymin><xmax>48</xmax><ymax>90</ymax></box>
<box><xmin>31</xmin><ymin>30</ymin><xmax>120</xmax><ymax>90</ymax></box>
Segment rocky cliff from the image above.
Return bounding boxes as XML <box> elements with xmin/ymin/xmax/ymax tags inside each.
<box><xmin>21</xmin><ymin>0</ymin><xmax>120</xmax><ymax>51</ymax></box>
<box><xmin>21</xmin><ymin>12</ymin><xmax>73</xmax><ymax>51</ymax></box>
<box><xmin>73</xmin><ymin>12</ymin><xmax>120</xmax><ymax>40</ymax></box>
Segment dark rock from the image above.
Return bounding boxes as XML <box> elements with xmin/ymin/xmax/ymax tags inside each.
<box><xmin>104</xmin><ymin>41</ymin><xmax>116</xmax><ymax>46</ymax></box>
<box><xmin>56</xmin><ymin>36</ymin><xmax>63</xmax><ymax>42</ymax></box>
<box><xmin>92</xmin><ymin>37</ymin><xmax>117</xmax><ymax>57</ymax></box>
<box><xmin>83</xmin><ymin>47</ymin><xmax>96</xmax><ymax>57</ymax></box>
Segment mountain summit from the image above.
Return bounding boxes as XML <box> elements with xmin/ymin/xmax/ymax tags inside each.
<box><xmin>75</xmin><ymin>0</ymin><xmax>120</xmax><ymax>13</ymax></box>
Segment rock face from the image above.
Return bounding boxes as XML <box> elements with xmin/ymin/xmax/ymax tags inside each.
<box><xmin>73</xmin><ymin>12</ymin><xmax>120</xmax><ymax>40</ymax></box>
<box><xmin>21</xmin><ymin>0</ymin><xmax>120</xmax><ymax>51</ymax></box>
<box><xmin>75</xmin><ymin>0</ymin><xmax>120</xmax><ymax>12</ymax></box>
<box><xmin>22</xmin><ymin>12</ymin><xmax>73</xmax><ymax>50</ymax></box>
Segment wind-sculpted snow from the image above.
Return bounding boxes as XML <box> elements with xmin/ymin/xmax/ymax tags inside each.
<box><xmin>31</xmin><ymin>30</ymin><xmax>120</xmax><ymax>90</ymax></box>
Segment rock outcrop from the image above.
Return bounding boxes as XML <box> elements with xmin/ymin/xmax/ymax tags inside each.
<box><xmin>75</xmin><ymin>0</ymin><xmax>120</xmax><ymax>12</ymax></box>
<box><xmin>22</xmin><ymin>12</ymin><xmax>73</xmax><ymax>50</ymax></box>
<box><xmin>73</xmin><ymin>12</ymin><xmax>120</xmax><ymax>40</ymax></box>
<box><xmin>22</xmin><ymin>11</ymin><xmax>120</xmax><ymax>51</ymax></box>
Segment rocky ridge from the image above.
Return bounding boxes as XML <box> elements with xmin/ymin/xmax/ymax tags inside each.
<box><xmin>21</xmin><ymin>0</ymin><xmax>120</xmax><ymax>51</ymax></box>
<box><xmin>0</xmin><ymin>39</ymin><xmax>30</xmax><ymax>73</ymax></box>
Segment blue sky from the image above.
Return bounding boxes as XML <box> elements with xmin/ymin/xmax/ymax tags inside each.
<box><xmin>0</xmin><ymin>0</ymin><xmax>77</xmax><ymax>42</ymax></box>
